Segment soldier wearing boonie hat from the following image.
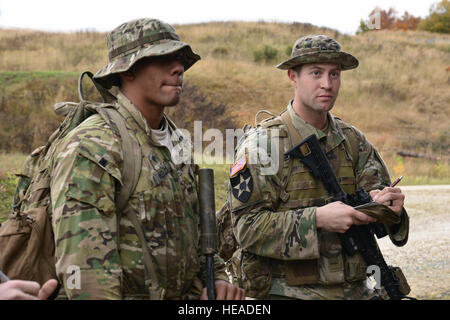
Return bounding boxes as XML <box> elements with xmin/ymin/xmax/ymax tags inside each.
<box><xmin>93</xmin><ymin>18</ymin><xmax>200</xmax><ymax>89</ymax></box>
<box><xmin>276</xmin><ymin>34</ymin><xmax>359</xmax><ymax>70</ymax></box>
<box><xmin>49</xmin><ymin>18</ymin><xmax>245</xmax><ymax>300</ymax></box>
<box><xmin>221</xmin><ymin>35</ymin><xmax>409</xmax><ymax>300</ymax></box>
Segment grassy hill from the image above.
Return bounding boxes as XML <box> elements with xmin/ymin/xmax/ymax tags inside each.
<box><xmin>0</xmin><ymin>22</ymin><xmax>449</xmax><ymax>216</ymax></box>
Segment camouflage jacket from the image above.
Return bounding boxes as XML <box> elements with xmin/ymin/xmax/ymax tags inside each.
<box><xmin>229</xmin><ymin>101</ymin><xmax>409</xmax><ymax>299</ymax></box>
<box><xmin>49</xmin><ymin>91</ymin><xmax>228</xmax><ymax>299</ymax></box>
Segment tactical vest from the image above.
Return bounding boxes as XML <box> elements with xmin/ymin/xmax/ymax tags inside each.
<box><xmin>233</xmin><ymin>109</ymin><xmax>368</xmax><ymax>298</ymax></box>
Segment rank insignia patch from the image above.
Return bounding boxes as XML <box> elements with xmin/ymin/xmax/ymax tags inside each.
<box><xmin>230</xmin><ymin>167</ymin><xmax>253</xmax><ymax>203</ymax></box>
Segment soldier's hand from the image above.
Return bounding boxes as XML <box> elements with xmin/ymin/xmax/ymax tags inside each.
<box><xmin>200</xmin><ymin>280</ymin><xmax>245</xmax><ymax>300</ymax></box>
<box><xmin>370</xmin><ymin>187</ymin><xmax>405</xmax><ymax>215</ymax></box>
<box><xmin>0</xmin><ymin>280</ymin><xmax>41</xmax><ymax>300</ymax></box>
<box><xmin>0</xmin><ymin>279</ymin><xmax>59</xmax><ymax>300</ymax></box>
<box><xmin>316</xmin><ymin>201</ymin><xmax>376</xmax><ymax>233</ymax></box>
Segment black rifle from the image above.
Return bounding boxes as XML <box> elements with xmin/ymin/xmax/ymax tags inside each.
<box><xmin>198</xmin><ymin>168</ymin><xmax>218</xmax><ymax>300</ymax></box>
<box><xmin>285</xmin><ymin>134</ymin><xmax>411</xmax><ymax>300</ymax></box>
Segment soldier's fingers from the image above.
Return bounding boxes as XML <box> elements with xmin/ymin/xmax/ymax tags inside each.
<box><xmin>8</xmin><ymin>280</ymin><xmax>40</xmax><ymax>297</ymax></box>
<box><xmin>375</xmin><ymin>192</ymin><xmax>405</xmax><ymax>207</ymax></box>
<box><xmin>369</xmin><ymin>189</ymin><xmax>381</xmax><ymax>199</ymax></box>
<box><xmin>233</xmin><ymin>286</ymin><xmax>245</xmax><ymax>300</ymax></box>
<box><xmin>0</xmin><ymin>290</ymin><xmax>38</xmax><ymax>300</ymax></box>
<box><xmin>239</xmin><ymin>288</ymin><xmax>246</xmax><ymax>300</ymax></box>
<box><xmin>352</xmin><ymin>210</ymin><xmax>376</xmax><ymax>225</ymax></box>
<box><xmin>225</xmin><ymin>284</ymin><xmax>237</xmax><ymax>300</ymax></box>
<box><xmin>200</xmin><ymin>288</ymin><xmax>207</xmax><ymax>300</ymax></box>
<box><xmin>373</xmin><ymin>187</ymin><xmax>402</xmax><ymax>201</ymax></box>
<box><xmin>9</xmin><ymin>290</ymin><xmax>39</xmax><ymax>300</ymax></box>
<box><xmin>215</xmin><ymin>283</ymin><xmax>226</xmax><ymax>300</ymax></box>
<box><xmin>38</xmin><ymin>279</ymin><xmax>59</xmax><ymax>300</ymax></box>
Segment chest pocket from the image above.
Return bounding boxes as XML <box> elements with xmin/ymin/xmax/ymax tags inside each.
<box><xmin>137</xmin><ymin>149</ymin><xmax>200</xmax><ymax>225</ymax></box>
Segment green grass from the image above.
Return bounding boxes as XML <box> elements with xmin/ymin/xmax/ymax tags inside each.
<box><xmin>0</xmin><ymin>153</ymin><xmax>27</xmax><ymax>222</ymax></box>
<box><xmin>0</xmin><ymin>71</ymin><xmax>78</xmax><ymax>88</ymax></box>
<box><xmin>0</xmin><ymin>173</ymin><xmax>17</xmax><ymax>223</ymax></box>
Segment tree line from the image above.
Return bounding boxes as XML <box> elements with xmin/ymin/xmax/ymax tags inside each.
<box><xmin>357</xmin><ymin>0</ymin><xmax>450</xmax><ymax>34</ymax></box>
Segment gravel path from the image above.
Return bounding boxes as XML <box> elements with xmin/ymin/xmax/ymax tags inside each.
<box><xmin>377</xmin><ymin>185</ymin><xmax>450</xmax><ymax>300</ymax></box>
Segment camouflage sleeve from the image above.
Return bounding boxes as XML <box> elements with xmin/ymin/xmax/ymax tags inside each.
<box><xmin>197</xmin><ymin>254</ymin><xmax>230</xmax><ymax>284</ymax></box>
<box><xmin>352</xmin><ymin>126</ymin><xmax>391</xmax><ymax>191</ymax></box>
<box><xmin>350</xmin><ymin>126</ymin><xmax>409</xmax><ymax>246</ymax></box>
<box><xmin>50</xmin><ymin>119</ymin><xmax>123</xmax><ymax>299</ymax></box>
<box><xmin>213</xmin><ymin>256</ymin><xmax>230</xmax><ymax>282</ymax></box>
<box><xmin>233</xmin><ymin>205</ymin><xmax>319</xmax><ymax>261</ymax></box>
<box><xmin>229</xmin><ymin>128</ymin><xmax>319</xmax><ymax>261</ymax></box>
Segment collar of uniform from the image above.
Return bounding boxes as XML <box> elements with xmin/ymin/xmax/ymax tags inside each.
<box><xmin>164</xmin><ymin>115</ymin><xmax>185</xmax><ymax>147</ymax></box>
<box><xmin>325</xmin><ymin>112</ymin><xmax>346</xmax><ymax>153</ymax></box>
<box><xmin>287</xmin><ymin>100</ymin><xmax>345</xmax><ymax>152</ymax></box>
<box><xmin>116</xmin><ymin>92</ymin><xmax>189</xmax><ymax>160</ymax></box>
<box><xmin>116</xmin><ymin>90</ymin><xmax>153</xmax><ymax>136</ymax></box>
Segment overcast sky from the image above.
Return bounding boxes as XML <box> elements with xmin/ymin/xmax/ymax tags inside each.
<box><xmin>0</xmin><ymin>0</ymin><xmax>438</xmax><ymax>35</ymax></box>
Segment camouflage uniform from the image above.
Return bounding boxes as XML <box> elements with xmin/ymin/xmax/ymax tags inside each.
<box><xmin>49</xmin><ymin>18</ymin><xmax>228</xmax><ymax>300</ymax></box>
<box><xmin>227</xmin><ymin>36</ymin><xmax>409</xmax><ymax>300</ymax></box>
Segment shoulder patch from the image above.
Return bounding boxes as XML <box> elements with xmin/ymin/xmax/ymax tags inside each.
<box><xmin>230</xmin><ymin>155</ymin><xmax>247</xmax><ymax>177</ymax></box>
<box><xmin>230</xmin><ymin>167</ymin><xmax>253</xmax><ymax>203</ymax></box>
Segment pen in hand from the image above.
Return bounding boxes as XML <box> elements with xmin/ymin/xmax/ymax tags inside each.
<box><xmin>391</xmin><ymin>176</ymin><xmax>403</xmax><ymax>187</ymax></box>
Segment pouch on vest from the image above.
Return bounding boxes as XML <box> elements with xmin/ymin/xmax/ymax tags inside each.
<box><xmin>233</xmin><ymin>249</ymin><xmax>272</xmax><ymax>299</ymax></box>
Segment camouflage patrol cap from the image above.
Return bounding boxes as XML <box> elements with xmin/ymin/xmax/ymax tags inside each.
<box><xmin>94</xmin><ymin>18</ymin><xmax>200</xmax><ymax>89</ymax></box>
<box><xmin>276</xmin><ymin>35</ymin><xmax>358</xmax><ymax>70</ymax></box>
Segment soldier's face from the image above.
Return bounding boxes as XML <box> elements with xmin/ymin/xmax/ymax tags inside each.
<box><xmin>131</xmin><ymin>53</ymin><xmax>184</xmax><ymax>107</ymax></box>
<box><xmin>289</xmin><ymin>63</ymin><xmax>341</xmax><ymax>114</ymax></box>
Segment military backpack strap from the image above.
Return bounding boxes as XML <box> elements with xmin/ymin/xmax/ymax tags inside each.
<box><xmin>345</xmin><ymin>129</ymin><xmax>360</xmax><ymax>171</ymax></box>
<box><xmin>334</xmin><ymin>118</ymin><xmax>360</xmax><ymax>171</ymax></box>
<box><xmin>77</xmin><ymin>71</ymin><xmax>141</xmax><ymax>210</ymax></box>
<box><xmin>78</xmin><ymin>71</ymin><xmax>116</xmax><ymax>103</ymax></box>
<box><xmin>280</xmin><ymin>110</ymin><xmax>304</xmax><ymax>146</ymax></box>
<box><xmin>278</xmin><ymin>110</ymin><xmax>305</xmax><ymax>200</ymax></box>
<box><xmin>80</xmin><ymin>73</ymin><xmax>163</xmax><ymax>299</ymax></box>
<box><xmin>100</xmin><ymin>106</ymin><xmax>163</xmax><ymax>299</ymax></box>
<box><xmin>101</xmin><ymin>108</ymin><xmax>142</xmax><ymax>211</ymax></box>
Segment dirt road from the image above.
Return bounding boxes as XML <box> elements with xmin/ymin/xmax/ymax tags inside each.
<box><xmin>377</xmin><ymin>185</ymin><xmax>450</xmax><ymax>300</ymax></box>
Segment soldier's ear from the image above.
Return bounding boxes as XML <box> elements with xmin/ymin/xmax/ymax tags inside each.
<box><xmin>287</xmin><ymin>69</ymin><xmax>298</xmax><ymax>88</ymax></box>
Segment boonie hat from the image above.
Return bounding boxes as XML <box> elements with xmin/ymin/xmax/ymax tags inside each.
<box><xmin>94</xmin><ymin>18</ymin><xmax>200</xmax><ymax>89</ymax></box>
<box><xmin>277</xmin><ymin>35</ymin><xmax>358</xmax><ymax>70</ymax></box>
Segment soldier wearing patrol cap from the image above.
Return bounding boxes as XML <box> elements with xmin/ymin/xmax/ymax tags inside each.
<box><xmin>50</xmin><ymin>18</ymin><xmax>244</xmax><ymax>300</ymax></box>
<box><xmin>224</xmin><ymin>35</ymin><xmax>409</xmax><ymax>299</ymax></box>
